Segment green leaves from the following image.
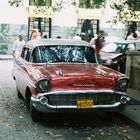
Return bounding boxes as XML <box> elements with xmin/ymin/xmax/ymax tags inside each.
<box><xmin>109</xmin><ymin>0</ymin><xmax>140</xmax><ymax>24</ymax></box>
<box><xmin>33</xmin><ymin>0</ymin><xmax>51</xmax><ymax>6</ymax></box>
<box><xmin>8</xmin><ymin>0</ymin><xmax>22</xmax><ymax>7</ymax></box>
<box><xmin>79</xmin><ymin>0</ymin><xmax>106</xmax><ymax>8</ymax></box>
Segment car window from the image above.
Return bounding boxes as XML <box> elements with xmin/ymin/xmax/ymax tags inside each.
<box><xmin>30</xmin><ymin>45</ymin><xmax>97</xmax><ymax>64</ymax></box>
<box><xmin>127</xmin><ymin>43</ymin><xmax>135</xmax><ymax>51</ymax></box>
<box><xmin>21</xmin><ymin>47</ymin><xmax>30</xmax><ymax>61</ymax></box>
<box><xmin>30</xmin><ymin>47</ymin><xmax>42</xmax><ymax>63</ymax></box>
<box><xmin>101</xmin><ymin>43</ymin><xmax>127</xmax><ymax>53</ymax></box>
<box><xmin>135</xmin><ymin>43</ymin><xmax>140</xmax><ymax>50</ymax></box>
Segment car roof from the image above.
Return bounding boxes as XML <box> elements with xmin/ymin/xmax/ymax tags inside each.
<box><xmin>105</xmin><ymin>36</ymin><xmax>129</xmax><ymax>44</ymax></box>
<box><xmin>106</xmin><ymin>40</ymin><xmax>129</xmax><ymax>44</ymax></box>
<box><xmin>25</xmin><ymin>38</ymin><xmax>91</xmax><ymax>49</ymax></box>
<box><xmin>128</xmin><ymin>39</ymin><xmax>140</xmax><ymax>43</ymax></box>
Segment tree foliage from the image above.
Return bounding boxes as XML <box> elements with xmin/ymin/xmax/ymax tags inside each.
<box><xmin>8</xmin><ymin>0</ymin><xmax>106</xmax><ymax>8</ymax></box>
<box><xmin>79</xmin><ymin>0</ymin><xmax>106</xmax><ymax>8</ymax></box>
<box><xmin>33</xmin><ymin>0</ymin><xmax>51</xmax><ymax>6</ymax></box>
<box><xmin>110</xmin><ymin>0</ymin><xmax>140</xmax><ymax>24</ymax></box>
<box><xmin>8</xmin><ymin>0</ymin><xmax>64</xmax><ymax>11</ymax></box>
<box><xmin>8</xmin><ymin>0</ymin><xmax>23</xmax><ymax>7</ymax></box>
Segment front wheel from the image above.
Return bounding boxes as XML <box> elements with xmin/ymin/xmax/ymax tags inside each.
<box><xmin>16</xmin><ymin>88</ymin><xmax>24</xmax><ymax>99</ymax></box>
<box><xmin>117</xmin><ymin>62</ymin><xmax>125</xmax><ymax>74</ymax></box>
<box><xmin>103</xmin><ymin>111</ymin><xmax>114</xmax><ymax>121</ymax></box>
<box><xmin>30</xmin><ymin>102</ymin><xmax>41</xmax><ymax>122</ymax></box>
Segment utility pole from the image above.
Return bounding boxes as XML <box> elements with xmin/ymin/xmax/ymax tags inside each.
<box><xmin>28</xmin><ymin>0</ymin><xmax>31</xmax><ymax>40</ymax></box>
<box><xmin>49</xmin><ymin>0</ymin><xmax>52</xmax><ymax>38</ymax></box>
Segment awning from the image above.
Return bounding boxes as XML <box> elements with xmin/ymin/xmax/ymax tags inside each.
<box><xmin>78</xmin><ymin>8</ymin><xmax>102</xmax><ymax>20</ymax></box>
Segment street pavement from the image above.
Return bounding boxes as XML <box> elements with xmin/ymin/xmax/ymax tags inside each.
<box><xmin>121</xmin><ymin>88</ymin><xmax>140</xmax><ymax>125</ymax></box>
<box><xmin>0</xmin><ymin>55</ymin><xmax>140</xmax><ymax>125</ymax></box>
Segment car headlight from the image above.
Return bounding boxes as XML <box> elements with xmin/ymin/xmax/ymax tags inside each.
<box><xmin>36</xmin><ymin>78</ymin><xmax>50</xmax><ymax>92</ymax></box>
<box><xmin>116</xmin><ymin>78</ymin><xmax>129</xmax><ymax>91</ymax></box>
<box><xmin>112</xmin><ymin>60</ymin><xmax>117</xmax><ymax>64</ymax></box>
<box><xmin>106</xmin><ymin>59</ymin><xmax>112</xmax><ymax>64</ymax></box>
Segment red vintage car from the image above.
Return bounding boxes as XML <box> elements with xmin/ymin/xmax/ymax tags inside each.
<box><xmin>12</xmin><ymin>39</ymin><xmax>130</xmax><ymax>122</ymax></box>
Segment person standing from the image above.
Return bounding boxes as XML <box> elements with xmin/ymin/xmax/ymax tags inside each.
<box><xmin>90</xmin><ymin>33</ymin><xmax>98</xmax><ymax>48</ymax></box>
<box><xmin>12</xmin><ymin>33</ymin><xmax>26</xmax><ymax>57</ymax></box>
<box><xmin>94</xmin><ymin>31</ymin><xmax>105</xmax><ymax>64</ymax></box>
<box><xmin>30</xmin><ymin>28</ymin><xmax>41</xmax><ymax>40</ymax></box>
<box><xmin>126</xmin><ymin>32</ymin><xmax>136</xmax><ymax>40</ymax></box>
<box><xmin>135</xmin><ymin>30</ymin><xmax>140</xmax><ymax>39</ymax></box>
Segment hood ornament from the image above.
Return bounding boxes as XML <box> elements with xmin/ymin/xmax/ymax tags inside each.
<box><xmin>57</xmin><ymin>69</ymin><xmax>64</xmax><ymax>76</ymax></box>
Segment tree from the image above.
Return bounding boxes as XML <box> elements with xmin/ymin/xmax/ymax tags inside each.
<box><xmin>79</xmin><ymin>0</ymin><xmax>106</xmax><ymax>8</ymax></box>
<box><xmin>109</xmin><ymin>0</ymin><xmax>140</xmax><ymax>38</ymax></box>
<box><xmin>8</xmin><ymin>0</ymin><xmax>64</xmax><ymax>10</ymax></box>
<box><xmin>8</xmin><ymin>0</ymin><xmax>49</xmax><ymax>6</ymax></box>
<box><xmin>109</xmin><ymin>0</ymin><xmax>140</xmax><ymax>24</ymax></box>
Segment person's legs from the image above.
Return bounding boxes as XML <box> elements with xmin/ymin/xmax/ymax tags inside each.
<box><xmin>97</xmin><ymin>55</ymin><xmax>102</xmax><ymax>64</ymax></box>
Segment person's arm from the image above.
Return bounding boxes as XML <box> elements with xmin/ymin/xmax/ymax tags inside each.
<box><xmin>12</xmin><ymin>40</ymin><xmax>17</xmax><ymax>56</ymax></box>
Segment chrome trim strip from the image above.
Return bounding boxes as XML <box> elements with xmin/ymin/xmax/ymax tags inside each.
<box><xmin>35</xmin><ymin>90</ymin><xmax>128</xmax><ymax>97</ymax></box>
<box><xmin>46</xmin><ymin>102</ymin><xmax>121</xmax><ymax>109</ymax></box>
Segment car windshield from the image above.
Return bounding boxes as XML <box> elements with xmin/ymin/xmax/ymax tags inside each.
<box><xmin>101</xmin><ymin>43</ymin><xmax>127</xmax><ymax>53</ymax></box>
<box><xmin>30</xmin><ymin>45</ymin><xmax>97</xmax><ymax>64</ymax></box>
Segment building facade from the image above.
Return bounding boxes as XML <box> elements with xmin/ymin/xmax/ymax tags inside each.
<box><xmin>0</xmin><ymin>0</ymin><xmax>135</xmax><ymax>54</ymax></box>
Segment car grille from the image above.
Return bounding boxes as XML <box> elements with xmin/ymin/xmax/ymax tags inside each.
<box><xmin>46</xmin><ymin>92</ymin><xmax>120</xmax><ymax>106</ymax></box>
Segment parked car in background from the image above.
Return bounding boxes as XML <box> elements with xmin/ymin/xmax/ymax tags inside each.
<box><xmin>128</xmin><ymin>39</ymin><xmax>140</xmax><ymax>50</ymax></box>
<box><xmin>12</xmin><ymin>39</ymin><xmax>130</xmax><ymax>122</ymax></box>
<box><xmin>100</xmin><ymin>38</ymin><xmax>135</xmax><ymax>74</ymax></box>
<box><xmin>105</xmin><ymin>36</ymin><xmax>125</xmax><ymax>43</ymax></box>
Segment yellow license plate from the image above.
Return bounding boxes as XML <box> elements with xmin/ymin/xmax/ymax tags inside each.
<box><xmin>77</xmin><ymin>100</ymin><xmax>93</xmax><ymax>109</ymax></box>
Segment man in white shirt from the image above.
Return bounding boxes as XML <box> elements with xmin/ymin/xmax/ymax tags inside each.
<box><xmin>12</xmin><ymin>34</ymin><xmax>26</xmax><ymax>57</ymax></box>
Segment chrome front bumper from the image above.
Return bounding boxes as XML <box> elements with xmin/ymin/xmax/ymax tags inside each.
<box><xmin>31</xmin><ymin>90</ymin><xmax>131</xmax><ymax>113</ymax></box>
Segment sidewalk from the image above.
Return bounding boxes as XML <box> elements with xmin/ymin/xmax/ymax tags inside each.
<box><xmin>0</xmin><ymin>55</ymin><xmax>13</xmax><ymax>60</ymax></box>
<box><xmin>128</xmin><ymin>88</ymin><xmax>140</xmax><ymax>102</ymax></box>
<box><xmin>121</xmin><ymin>88</ymin><xmax>140</xmax><ymax>125</ymax></box>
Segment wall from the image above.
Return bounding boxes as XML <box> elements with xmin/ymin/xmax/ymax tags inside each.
<box><xmin>125</xmin><ymin>51</ymin><xmax>140</xmax><ymax>90</ymax></box>
<box><xmin>0</xmin><ymin>0</ymin><xmax>127</xmax><ymax>54</ymax></box>
<box><xmin>0</xmin><ymin>1</ymin><xmax>28</xmax><ymax>54</ymax></box>
<box><xmin>0</xmin><ymin>24</ymin><xmax>28</xmax><ymax>54</ymax></box>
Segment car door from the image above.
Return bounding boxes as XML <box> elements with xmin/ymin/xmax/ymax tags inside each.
<box><xmin>17</xmin><ymin>47</ymin><xmax>31</xmax><ymax>97</ymax></box>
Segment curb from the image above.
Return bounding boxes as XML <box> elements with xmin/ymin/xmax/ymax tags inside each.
<box><xmin>119</xmin><ymin>105</ymin><xmax>140</xmax><ymax>126</ymax></box>
<box><xmin>0</xmin><ymin>55</ymin><xmax>13</xmax><ymax>60</ymax></box>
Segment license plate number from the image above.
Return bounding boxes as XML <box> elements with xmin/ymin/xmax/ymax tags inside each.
<box><xmin>77</xmin><ymin>100</ymin><xmax>93</xmax><ymax>109</ymax></box>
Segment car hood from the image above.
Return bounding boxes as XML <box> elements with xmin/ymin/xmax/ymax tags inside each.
<box><xmin>100</xmin><ymin>52</ymin><xmax>122</xmax><ymax>61</ymax></box>
<box><xmin>34</xmin><ymin>64</ymin><xmax>122</xmax><ymax>90</ymax></box>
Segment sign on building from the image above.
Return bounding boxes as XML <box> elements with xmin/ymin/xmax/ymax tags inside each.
<box><xmin>78</xmin><ymin>8</ymin><xmax>102</xmax><ymax>20</ymax></box>
<box><xmin>28</xmin><ymin>6</ymin><xmax>53</xmax><ymax>18</ymax></box>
